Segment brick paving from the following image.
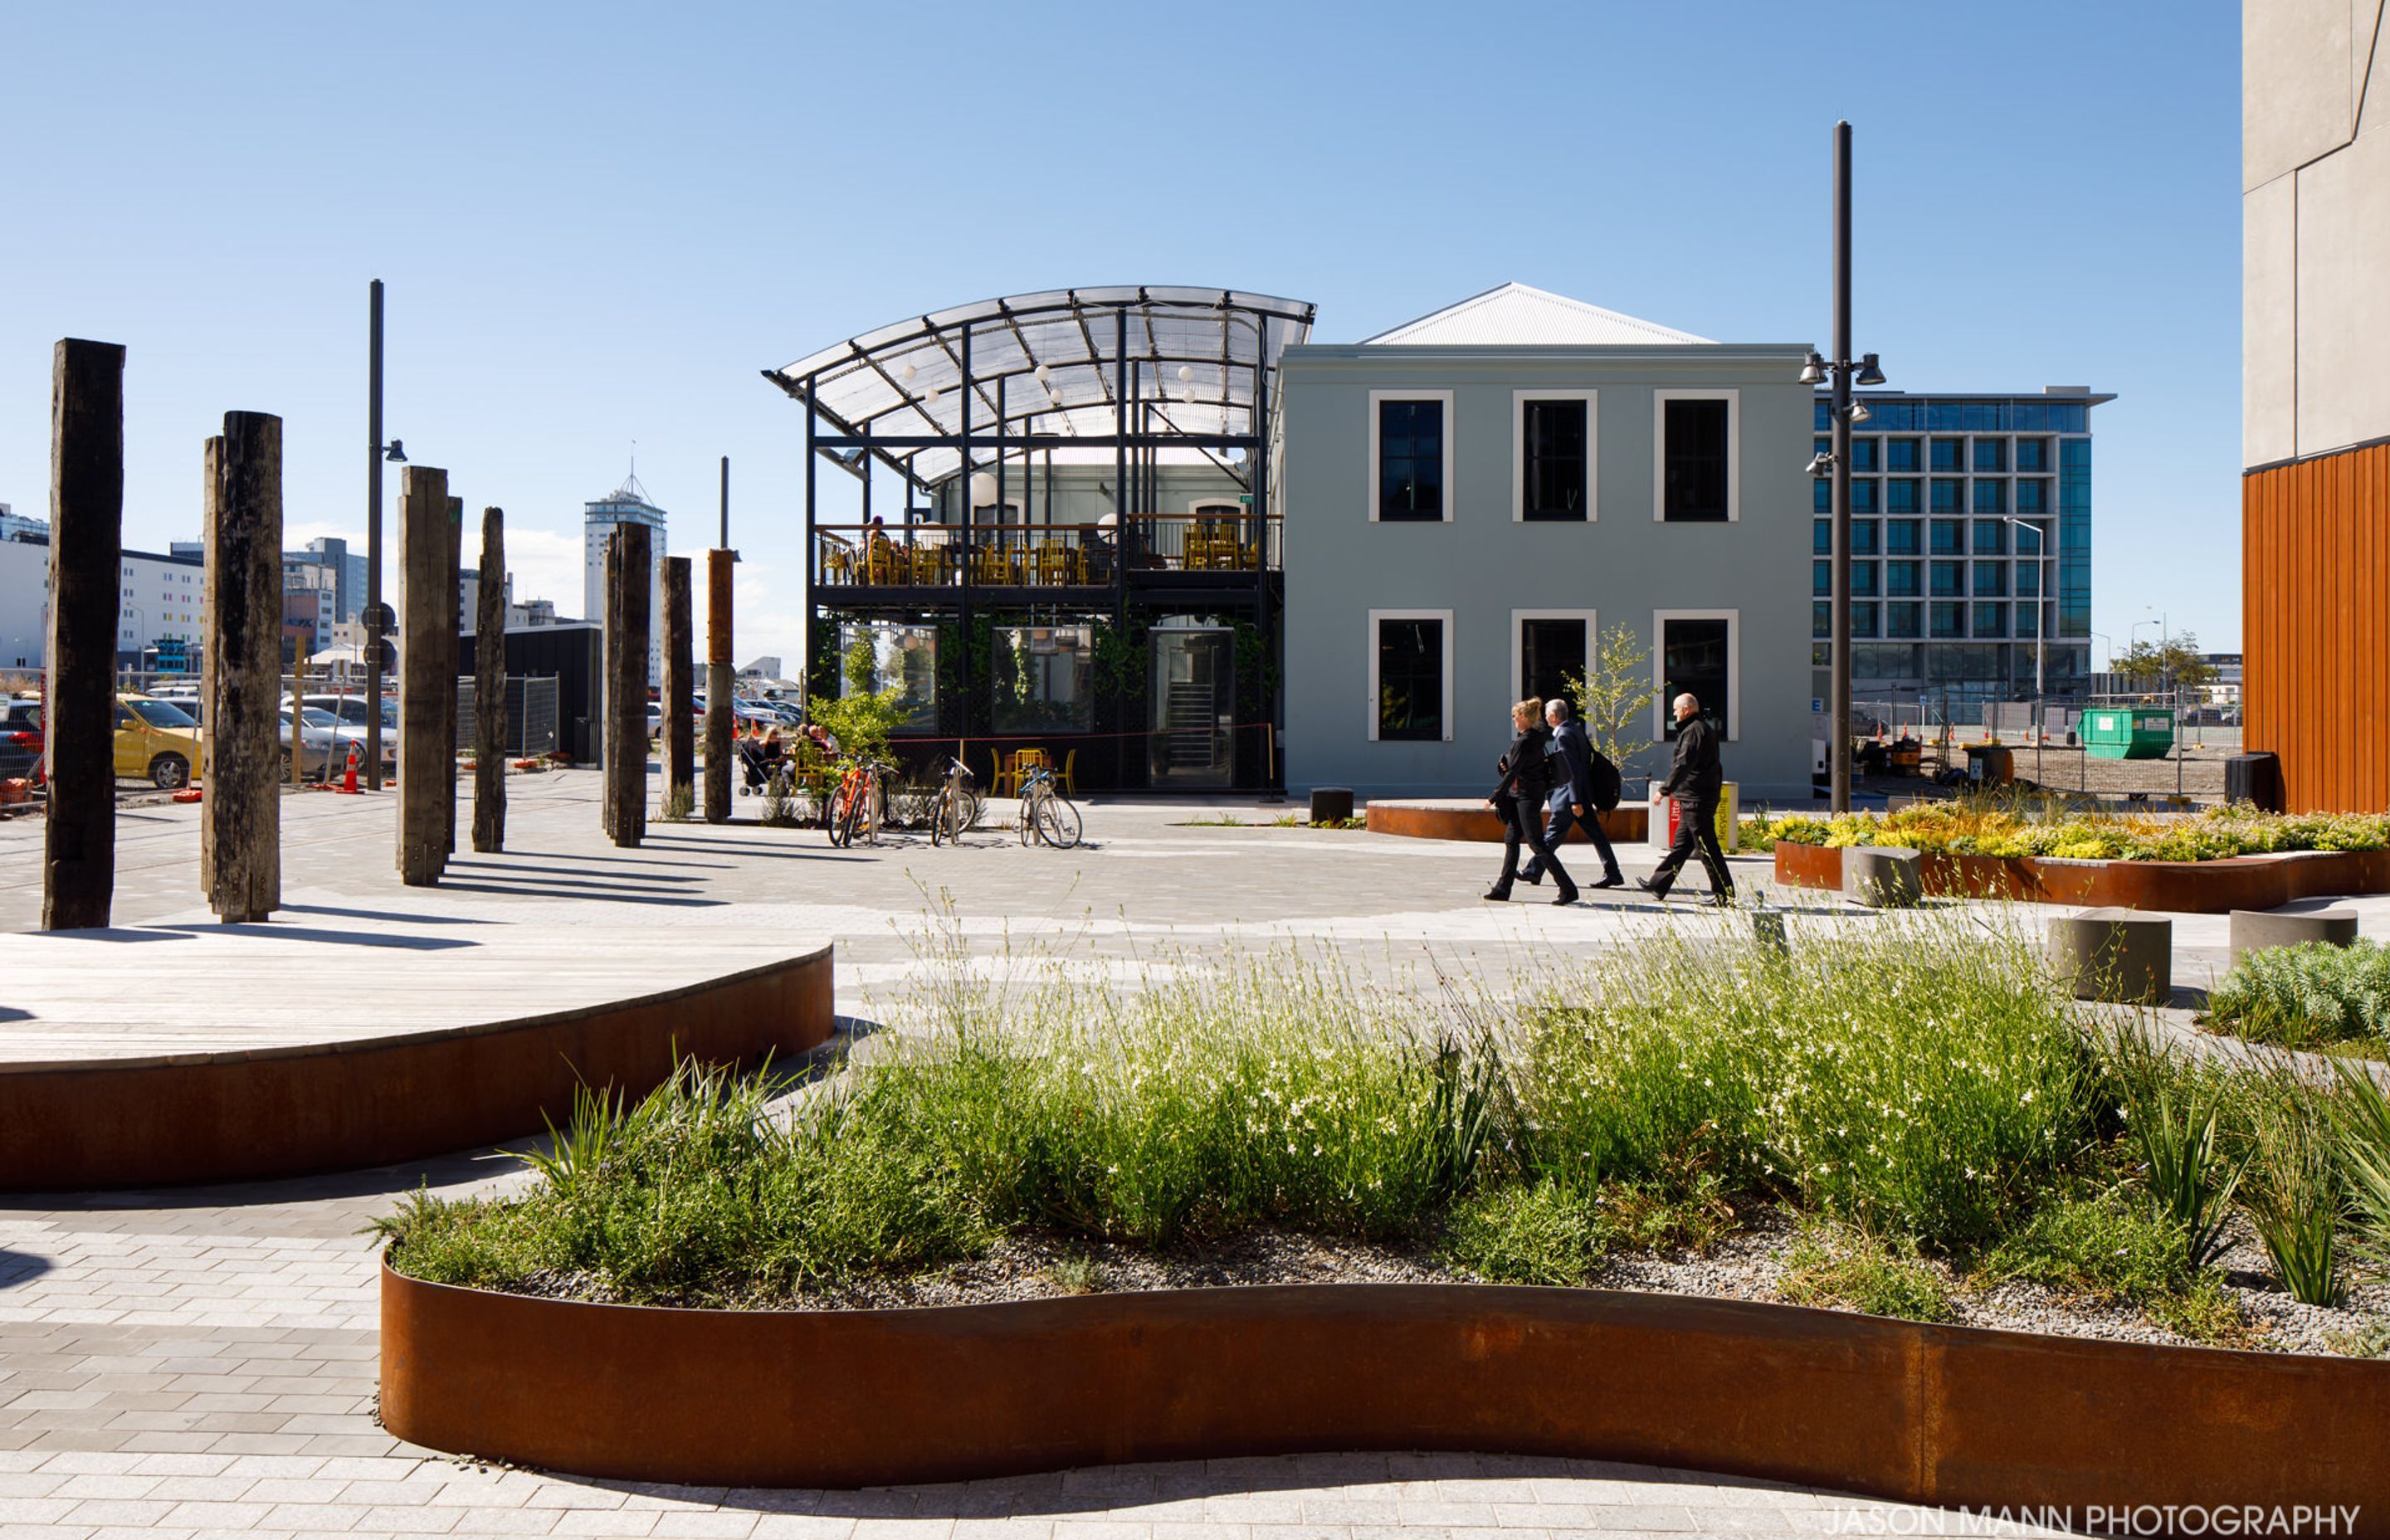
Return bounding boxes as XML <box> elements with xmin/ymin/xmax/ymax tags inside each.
<box><xmin>0</xmin><ymin>776</ymin><xmax>2100</xmax><ymax>1535</ymax></box>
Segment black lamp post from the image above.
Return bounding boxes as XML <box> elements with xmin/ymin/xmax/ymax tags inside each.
<box><xmin>363</xmin><ymin>279</ymin><xmax>407</xmax><ymax>790</ymax></box>
<box><xmin>1801</xmin><ymin>120</ymin><xmax>1888</xmax><ymax>815</ymax></box>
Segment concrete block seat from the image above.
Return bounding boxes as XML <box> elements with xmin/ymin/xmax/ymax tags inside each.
<box><xmin>2228</xmin><ymin>905</ymin><xmax>2358</xmax><ymax>962</ymax></box>
<box><xmin>1841</xmin><ymin>846</ymin><xmax>1923</xmax><ymax>908</ymax></box>
<box><xmin>1309</xmin><ymin>787</ymin><xmax>1355</xmax><ymax>824</ymax></box>
<box><xmin>2046</xmin><ymin>908</ymin><xmax>2172</xmax><ymax>1005</ymax></box>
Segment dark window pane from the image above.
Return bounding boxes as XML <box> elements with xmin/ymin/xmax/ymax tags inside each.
<box><xmin>1931</xmin><ymin>519</ymin><xmax>1964</xmax><ymax>554</ymax></box>
<box><xmin>1886</xmin><ymin>603</ymin><xmax>1922</xmax><ymax>640</ymax></box>
<box><xmin>1815</xmin><ymin>478</ymin><xmax>1832</xmax><ymax>512</ymax></box>
<box><xmin>1886</xmin><ymin>560</ymin><xmax>1920</xmax><ymax>597</ymax></box>
<box><xmin>1931</xmin><ymin>560</ymin><xmax>1964</xmax><ymax>597</ymax></box>
<box><xmin>1851</xmin><ymin>563</ymin><xmax>1880</xmax><ymax>597</ymax></box>
<box><xmin>1930</xmin><ymin>438</ymin><xmax>1966</xmax><ymax>472</ymax></box>
<box><xmin>1378</xmin><ymin>401</ymin><xmax>1445</xmax><ymax>521</ymax></box>
<box><xmin>1850</xmin><ymin>439</ymin><xmax>1880</xmax><ymax>472</ymax></box>
<box><xmin>1814</xmin><ymin>560</ymin><xmax>1832</xmax><ymax>597</ymax></box>
<box><xmin>1521</xmin><ymin>399</ymin><xmax>1588</xmax><ymax>520</ymax></box>
<box><xmin>1973</xmin><ymin>561</ymin><xmax>2006</xmax><ymax>597</ymax></box>
<box><xmin>1931</xmin><ymin>478</ymin><xmax>1963</xmax><ymax>513</ymax></box>
<box><xmin>1930</xmin><ymin>602</ymin><xmax>1966</xmax><ymax>639</ymax></box>
<box><xmin>1973</xmin><ymin>439</ymin><xmax>2007</xmax><ymax>472</ymax></box>
<box><xmin>2015</xmin><ymin>479</ymin><xmax>2048</xmax><ymax>514</ymax></box>
<box><xmin>1886</xmin><ymin>519</ymin><xmax>1921</xmax><ymax>555</ymax></box>
<box><xmin>2016</xmin><ymin>437</ymin><xmax>2050</xmax><ymax>471</ymax></box>
<box><xmin>1519</xmin><ymin>617</ymin><xmax>1588</xmax><ymax>706</ymax></box>
<box><xmin>1851</xmin><ymin>480</ymin><xmax>1879</xmax><ymax>514</ymax></box>
<box><xmin>1885</xmin><ymin>438</ymin><xmax>1921</xmax><ymax>471</ymax></box>
<box><xmin>1377</xmin><ymin>618</ymin><xmax>1443</xmax><ymax>739</ymax></box>
<box><xmin>1973</xmin><ymin>520</ymin><xmax>2007</xmax><ymax>555</ymax></box>
<box><xmin>1813</xmin><ymin>519</ymin><xmax>1832</xmax><ymax>554</ymax></box>
<box><xmin>1813</xmin><ymin>602</ymin><xmax>1831</xmax><ymax>639</ymax></box>
<box><xmin>1663</xmin><ymin>617</ymin><xmax>1731</xmax><ymax>735</ymax></box>
<box><xmin>1973</xmin><ymin>480</ymin><xmax>2006</xmax><ymax>514</ymax></box>
<box><xmin>1851</xmin><ymin>520</ymin><xmax>1880</xmax><ymax>555</ymax></box>
<box><xmin>1662</xmin><ymin>399</ymin><xmax>1730</xmax><ymax>522</ymax></box>
<box><xmin>1974</xmin><ymin>602</ymin><xmax>2007</xmax><ymax>636</ymax></box>
<box><xmin>1851</xmin><ymin>602</ymin><xmax>1879</xmax><ymax>638</ymax></box>
<box><xmin>1885</xmin><ymin>478</ymin><xmax>1920</xmax><ymax>513</ymax></box>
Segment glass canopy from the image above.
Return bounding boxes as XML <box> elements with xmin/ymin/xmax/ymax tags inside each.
<box><xmin>764</xmin><ymin>286</ymin><xmax>1317</xmax><ymax>488</ymax></box>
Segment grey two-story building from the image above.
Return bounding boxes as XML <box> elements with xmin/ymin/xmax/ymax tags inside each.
<box><xmin>1275</xmin><ymin>283</ymin><xmax>1816</xmax><ymax>802</ymax></box>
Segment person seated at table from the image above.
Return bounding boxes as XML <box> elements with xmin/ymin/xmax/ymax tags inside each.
<box><xmin>803</xmin><ymin>721</ymin><xmax>840</xmax><ymax>758</ymax></box>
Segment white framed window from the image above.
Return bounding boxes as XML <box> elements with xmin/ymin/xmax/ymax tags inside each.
<box><xmin>1652</xmin><ymin>389</ymin><xmax>1740</xmax><ymax>523</ymax></box>
<box><xmin>1511</xmin><ymin>608</ymin><xmax>1597</xmax><ymax>707</ymax></box>
<box><xmin>1651</xmin><ymin>608</ymin><xmax>1739</xmax><ymax>741</ymax></box>
<box><xmin>1368</xmin><ymin>390</ymin><xmax>1454</xmax><ymax>523</ymax></box>
<box><xmin>1368</xmin><ymin>607</ymin><xmax>1453</xmax><ymax>742</ymax></box>
<box><xmin>1512</xmin><ymin>391</ymin><xmax>1597</xmax><ymax>522</ymax></box>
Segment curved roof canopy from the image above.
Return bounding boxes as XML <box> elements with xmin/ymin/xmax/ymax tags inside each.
<box><xmin>764</xmin><ymin>286</ymin><xmax>1316</xmax><ymax>488</ymax></box>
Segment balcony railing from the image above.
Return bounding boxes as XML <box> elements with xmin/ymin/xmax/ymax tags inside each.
<box><xmin>816</xmin><ymin>513</ymin><xmax>1280</xmax><ymax>590</ymax></box>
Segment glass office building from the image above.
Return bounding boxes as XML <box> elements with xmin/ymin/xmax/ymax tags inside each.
<box><xmin>1810</xmin><ymin>387</ymin><xmax>2110</xmax><ymax>713</ymax></box>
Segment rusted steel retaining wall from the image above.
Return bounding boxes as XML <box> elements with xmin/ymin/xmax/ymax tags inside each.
<box><xmin>1773</xmin><ymin>845</ymin><xmax>2390</xmax><ymax>913</ymax></box>
<box><xmin>381</xmin><ymin>1272</ymin><xmax>2390</xmax><ymax>1524</ymax></box>
<box><xmin>1365</xmin><ymin>801</ymin><xmax>1648</xmax><ymax>844</ymax></box>
<box><xmin>0</xmin><ymin>946</ymin><xmax>834</xmax><ymax>1190</ymax></box>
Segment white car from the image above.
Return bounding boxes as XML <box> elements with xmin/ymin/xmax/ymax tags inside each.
<box><xmin>281</xmin><ymin>707</ymin><xmax>394</xmax><ymax>777</ymax></box>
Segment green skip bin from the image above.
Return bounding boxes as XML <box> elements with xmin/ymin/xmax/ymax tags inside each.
<box><xmin>2080</xmin><ymin>707</ymin><xmax>2175</xmax><ymax>760</ymax></box>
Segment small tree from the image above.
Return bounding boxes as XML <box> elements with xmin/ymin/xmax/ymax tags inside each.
<box><xmin>1563</xmin><ymin>621</ymin><xmax>1663</xmax><ymax>776</ymax></box>
<box><xmin>806</xmin><ymin>636</ymin><xmax>908</xmax><ymax>769</ymax></box>
<box><xmin>2111</xmin><ymin>630</ymin><xmax>2216</xmax><ymax>694</ymax></box>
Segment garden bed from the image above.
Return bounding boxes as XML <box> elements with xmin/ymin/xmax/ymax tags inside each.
<box><xmin>1773</xmin><ymin>843</ymin><xmax>2390</xmax><ymax>912</ymax></box>
<box><xmin>1364</xmin><ymin>799</ymin><xmax>1649</xmax><ymax>844</ymax></box>
<box><xmin>378</xmin><ymin>917</ymin><xmax>2390</xmax><ymax>1505</ymax></box>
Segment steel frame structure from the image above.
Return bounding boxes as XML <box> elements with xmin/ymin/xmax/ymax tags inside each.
<box><xmin>764</xmin><ymin>286</ymin><xmax>1316</xmax><ymax>792</ymax></box>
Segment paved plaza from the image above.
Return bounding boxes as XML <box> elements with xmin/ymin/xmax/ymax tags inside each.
<box><xmin>0</xmin><ymin>768</ymin><xmax>2315</xmax><ymax>1537</ymax></box>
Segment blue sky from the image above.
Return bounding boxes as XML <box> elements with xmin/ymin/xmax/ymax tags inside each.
<box><xmin>0</xmin><ymin>1</ymin><xmax>2241</xmax><ymax>665</ymax></box>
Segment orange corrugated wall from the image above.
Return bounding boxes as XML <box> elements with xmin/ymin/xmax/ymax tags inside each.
<box><xmin>2244</xmin><ymin>442</ymin><xmax>2390</xmax><ymax>811</ymax></box>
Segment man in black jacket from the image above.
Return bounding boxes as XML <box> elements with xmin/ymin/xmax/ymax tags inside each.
<box><xmin>1639</xmin><ymin>693</ymin><xmax>1734</xmax><ymax>906</ymax></box>
<box><xmin>1521</xmin><ymin>699</ymin><xmax>1623</xmax><ymax>890</ymax></box>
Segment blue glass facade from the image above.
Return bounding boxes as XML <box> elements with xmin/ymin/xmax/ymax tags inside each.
<box><xmin>1813</xmin><ymin>389</ymin><xmax>2110</xmax><ymax>703</ymax></box>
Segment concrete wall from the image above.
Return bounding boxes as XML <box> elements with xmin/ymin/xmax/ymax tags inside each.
<box><xmin>1277</xmin><ymin>344</ymin><xmax>1815</xmax><ymax>801</ymax></box>
<box><xmin>2245</xmin><ymin>0</ymin><xmax>2390</xmax><ymax>466</ymax></box>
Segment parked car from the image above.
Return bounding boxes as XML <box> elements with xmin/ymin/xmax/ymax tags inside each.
<box><xmin>2</xmin><ymin>698</ymin><xmax>44</xmax><ymax>785</ymax></box>
<box><xmin>280</xmin><ymin>705</ymin><xmax>393</xmax><ymax>777</ymax></box>
<box><xmin>293</xmin><ymin>694</ymin><xmax>400</xmax><ymax>760</ymax></box>
<box><xmin>114</xmin><ymin>694</ymin><xmax>203</xmax><ymax>789</ymax></box>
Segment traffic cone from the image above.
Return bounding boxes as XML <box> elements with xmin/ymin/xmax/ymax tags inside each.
<box><xmin>339</xmin><ymin>742</ymin><xmax>361</xmax><ymax>795</ymax></box>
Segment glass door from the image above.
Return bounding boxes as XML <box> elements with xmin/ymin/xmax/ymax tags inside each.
<box><xmin>1149</xmin><ymin>628</ymin><xmax>1233</xmax><ymax>787</ymax></box>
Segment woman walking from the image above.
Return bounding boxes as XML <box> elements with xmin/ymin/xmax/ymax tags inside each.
<box><xmin>1483</xmin><ymin>697</ymin><xmax>1577</xmax><ymax>905</ymax></box>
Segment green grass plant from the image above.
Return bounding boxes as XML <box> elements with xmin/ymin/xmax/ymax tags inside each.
<box><xmin>2105</xmin><ymin>1026</ymin><xmax>2246</xmax><ymax>1269</ymax></box>
<box><xmin>1768</xmin><ymin>802</ymin><xmax>2390</xmax><ymax>863</ymax></box>
<box><xmin>2208</xmin><ymin>941</ymin><xmax>2390</xmax><ymax>1051</ymax></box>
<box><xmin>1443</xmin><ymin>1179</ymin><xmax>1607</xmax><ymax>1285</ymax></box>
<box><xmin>2240</xmin><ymin>1066</ymin><xmax>2349</xmax><ymax>1307</ymax></box>
<box><xmin>2334</xmin><ymin>1062</ymin><xmax>2390</xmax><ymax>1265</ymax></box>
<box><xmin>1778</xmin><ymin>1221</ymin><xmax>1953</xmax><ymax>1323</ymax></box>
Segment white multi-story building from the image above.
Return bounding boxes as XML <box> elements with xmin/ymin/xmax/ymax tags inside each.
<box><xmin>0</xmin><ymin>506</ymin><xmax>48</xmax><ymax>545</ymax></box>
<box><xmin>583</xmin><ymin>476</ymin><xmax>667</xmax><ymax>686</ymax></box>
<box><xmin>0</xmin><ymin>541</ymin><xmax>207</xmax><ymax>675</ymax></box>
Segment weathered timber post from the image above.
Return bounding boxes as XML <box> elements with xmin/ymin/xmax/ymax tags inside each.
<box><xmin>396</xmin><ymin>465</ymin><xmax>451</xmax><ymax>885</ymax></box>
<box><xmin>704</xmin><ymin>548</ymin><xmax>734</xmax><ymax>823</ymax></box>
<box><xmin>42</xmin><ymin>339</ymin><xmax>124</xmax><ymax>931</ymax></box>
<box><xmin>472</xmin><ymin>506</ymin><xmax>506</xmax><ymax>852</ymax></box>
<box><xmin>442</xmin><ymin>495</ymin><xmax>463</xmax><ymax>856</ymax></box>
<box><xmin>200</xmin><ymin>412</ymin><xmax>284</xmax><ymax>922</ymax></box>
<box><xmin>661</xmin><ymin>556</ymin><xmax>694</xmax><ymax>816</ymax></box>
<box><xmin>602</xmin><ymin>523</ymin><xmax>651</xmax><ymax>848</ymax></box>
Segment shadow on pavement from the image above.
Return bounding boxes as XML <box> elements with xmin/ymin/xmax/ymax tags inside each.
<box><xmin>139</xmin><ymin>923</ymin><xmax>478</xmax><ymax>951</ymax></box>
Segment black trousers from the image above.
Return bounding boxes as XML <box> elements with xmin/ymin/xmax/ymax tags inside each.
<box><xmin>1523</xmin><ymin>800</ymin><xmax>1620</xmax><ymax>881</ymax></box>
<box><xmin>1492</xmin><ymin>795</ymin><xmax>1573</xmax><ymax>896</ymax></box>
<box><xmin>1650</xmin><ymin>793</ymin><xmax>1734</xmax><ymax>898</ymax></box>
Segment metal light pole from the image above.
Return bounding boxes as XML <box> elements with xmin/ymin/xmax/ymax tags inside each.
<box><xmin>364</xmin><ymin>280</ymin><xmax>386</xmax><ymax>790</ymax></box>
<box><xmin>2002</xmin><ymin>516</ymin><xmax>2049</xmax><ymax>700</ymax></box>
<box><xmin>1829</xmin><ymin>121</ymin><xmax>1853</xmax><ymax>814</ymax></box>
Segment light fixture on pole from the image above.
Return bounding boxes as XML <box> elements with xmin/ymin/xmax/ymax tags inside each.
<box><xmin>1846</xmin><ymin>400</ymin><xmax>1871</xmax><ymax>425</ymax></box>
<box><xmin>2001</xmin><ymin>515</ymin><xmax>2051</xmax><ymax>702</ymax></box>
<box><xmin>968</xmin><ymin>470</ymin><xmax>1000</xmax><ymax>508</ymax></box>
<box><xmin>1807</xmin><ymin>119</ymin><xmax>1890</xmax><ymax>816</ymax></box>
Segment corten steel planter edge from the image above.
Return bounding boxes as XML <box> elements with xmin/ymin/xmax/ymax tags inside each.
<box><xmin>0</xmin><ymin>945</ymin><xmax>834</xmax><ymax>1192</ymax></box>
<box><xmin>1772</xmin><ymin>845</ymin><xmax>2390</xmax><ymax>913</ymax></box>
<box><xmin>380</xmin><ymin>1267</ymin><xmax>2390</xmax><ymax>1523</ymax></box>
<box><xmin>1363</xmin><ymin>802</ymin><xmax>1648</xmax><ymax>844</ymax></box>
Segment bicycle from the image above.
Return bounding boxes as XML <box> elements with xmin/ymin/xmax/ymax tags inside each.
<box><xmin>928</xmin><ymin>755</ymin><xmax>982</xmax><ymax>846</ymax></box>
<box><xmin>827</xmin><ymin>760</ymin><xmax>890</xmax><ymax>847</ymax></box>
<box><xmin>1016</xmin><ymin>764</ymin><xmax>1082</xmax><ymax>850</ymax></box>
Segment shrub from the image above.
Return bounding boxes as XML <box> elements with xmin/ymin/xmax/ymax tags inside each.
<box><xmin>1778</xmin><ymin>1222</ymin><xmax>1953</xmax><ymax>1323</ymax></box>
<box><xmin>2209</xmin><ymin>941</ymin><xmax>2390</xmax><ymax>1050</ymax></box>
<box><xmin>2106</xmin><ymin>1026</ymin><xmax>2246</xmax><ymax>1269</ymax></box>
<box><xmin>1979</xmin><ymin>1189</ymin><xmax>2194</xmax><ymax>1304</ymax></box>
<box><xmin>1444</xmin><ymin>1179</ymin><xmax>1607</xmax><ymax>1285</ymax></box>
<box><xmin>1524</xmin><ymin>911</ymin><xmax>2093</xmax><ymax>1250</ymax></box>
<box><xmin>2334</xmin><ymin>1061</ymin><xmax>2390</xmax><ymax>1265</ymax></box>
<box><xmin>1768</xmin><ymin>804</ymin><xmax>2390</xmax><ymax>865</ymax></box>
<box><xmin>2241</xmin><ymin>1070</ymin><xmax>2349</xmax><ymax>1308</ymax></box>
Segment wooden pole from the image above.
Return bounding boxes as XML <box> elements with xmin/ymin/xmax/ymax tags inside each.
<box><xmin>661</xmin><ymin>556</ymin><xmax>694</xmax><ymax>815</ymax></box>
<box><xmin>396</xmin><ymin>465</ymin><xmax>450</xmax><ymax>885</ymax></box>
<box><xmin>603</xmin><ymin>524</ymin><xmax>651</xmax><ymax>847</ymax></box>
<box><xmin>472</xmin><ymin>506</ymin><xmax>506</xmax><ymax>852</ymax></box>
<box><xmin>42</xmin><ymin>339</ymin><xmax>124</xmax><ymax>931</ymax></box>
<box><xmin>704</xmin><ymin>548</ymin><xmax>734</xmax><ymax>823</ymax></box>
<box><xmin>442</xmin><ymin>495</ymin><xmax>463</xmax><ymax>856</ymax></box>
<box><xmin>200</xmin><ymin>413</ymin><xmax>284</xmax><ymax>923</ymax></box>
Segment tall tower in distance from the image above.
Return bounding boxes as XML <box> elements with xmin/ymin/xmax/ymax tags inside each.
<box><xmin>584</xmin><ymin>472</ymin><xmax>669</xmax><ymax>686</ymax></box>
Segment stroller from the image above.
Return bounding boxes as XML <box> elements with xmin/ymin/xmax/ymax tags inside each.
<box><xmin>735</xmin><ymin>736</ymin><xmax>785</xmax><ymax>796</ymax></box>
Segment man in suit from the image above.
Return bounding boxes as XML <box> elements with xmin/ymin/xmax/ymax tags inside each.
<box><xmin>1639</xmin><ymin>692</ymin><xmax>1734</xmax><ymax>907</ymax></box>
<box><xmin>1520</xmin><ymin>699</ymin><xmax>1623</xmax><ymax>890</ymax></box>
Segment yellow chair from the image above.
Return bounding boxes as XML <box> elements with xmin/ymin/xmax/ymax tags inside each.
<box><xmin>1057</xmin><ymin>748</ymin><xmax>1078</xmax><ymax>795</ymax></box>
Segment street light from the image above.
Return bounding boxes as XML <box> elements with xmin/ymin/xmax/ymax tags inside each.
<box><xmin>2000</xmin><ymin>516</ymin><xmax>2051</xmax><ymax>701</ymax></box>
<box><xmin>1810</xmin><ymin>120</ymin><xmax>1888</xmax><ymax>815</ymax></box>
